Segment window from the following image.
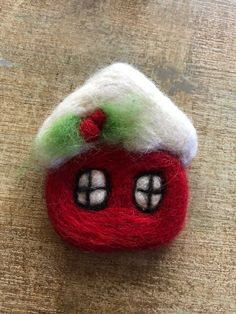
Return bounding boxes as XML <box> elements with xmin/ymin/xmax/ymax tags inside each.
<box><xmin>134</xmin><ymin>173</ymin><xmax>164</xmax><ymax>213</ymax></box>
<box><xmin>75</xmin><ymin>169</ymin><xmax>110</xmax><ymax>211</ymax></box>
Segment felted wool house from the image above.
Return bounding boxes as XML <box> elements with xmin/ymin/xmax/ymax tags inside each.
<box><xmin>35</xmin><ymin>63</ymin><xmax>197</xmax><ymax>252</ymax></box>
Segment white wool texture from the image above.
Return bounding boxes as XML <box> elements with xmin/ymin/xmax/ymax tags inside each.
<box><xmin>36</xmin><ymin>63</ymin><xmax>197</xmax><ymax>167</ymax></box>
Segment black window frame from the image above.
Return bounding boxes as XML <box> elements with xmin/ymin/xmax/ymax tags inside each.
<box><xmin>74</xmin><ymin>168</ymin><xmax>111</xmax><ymax>211</ymax></box>
<box><xmin>133</xmin><ymin>171</ymin><xmax>165</xmax><ymax>214</ymax></box>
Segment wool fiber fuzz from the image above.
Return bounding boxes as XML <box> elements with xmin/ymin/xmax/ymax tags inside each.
<box><xmin>35</xmin><ymin>63</ymin><xmax>198</xmax><ymax>252</ymax></box>
<box><xmin>46</xmin><ymin>146</ymin><xmax>188</xmax><ymax>252</ymax></box>
<box><xmin>35</xmin><ymin>63</ymin><xmax>197</xmax><ymax>168</ymax></box>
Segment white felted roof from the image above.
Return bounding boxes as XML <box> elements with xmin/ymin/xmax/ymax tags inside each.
<box><xmin>36</xmin><ymin>63</ymin><xmax>197</xmax><ymax>167</ymax></box>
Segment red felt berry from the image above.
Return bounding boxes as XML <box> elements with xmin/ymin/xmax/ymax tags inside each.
<box><xmin>80</xmin><ymin>109</ymin><xmax>106</xmax><ymax>142</ymax></box>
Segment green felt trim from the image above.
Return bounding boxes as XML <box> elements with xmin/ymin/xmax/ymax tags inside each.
<box><xmin>38</xmin><ymin>114</ymin><xmax>83</xmax><ymax>161</ymax></box>
<box><xmin>36</xmin><ymin>95</ymin><xmax>145</xmax><ymax>166</ymax></box>
<box><xmin>101</xmin><ymin>96</ymin><xmax>143</xmax><ymax>143</ymax></box>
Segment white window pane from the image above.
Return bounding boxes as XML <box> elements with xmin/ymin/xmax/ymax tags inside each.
<box><xmin>151</xmin><ymin>194</ymin><xmax>162</xmax><ymax>208</ymax></box>
<box><xmin>153</xmin><ymin>176</ymin><xmax>161</xmax><ymax>190</ymax></box>
<box><xmin>79</xmin><ymin>173</ymin><xmax>89</xmax><ymax>187</ymax></box>
<box><xmin>136</xmin><ymin>176</ymin><xmax>149</xmax><ymax>190</ymax></box>
<box><xmin>77</xmin><ymin>192</ymin><xmax>87</xmax><ymax>205</ymax></box>
<box><xmin>90</xmin><ymin>190</ymin><xmax>107</xmax><ymax>206</ymax></box>
<box><xmin>135</xmin><ymin>191</ymin><xmax>148</xmax><ymax>209</ymax></box>
<box><xmin>91</xmin><ymin>170</ymin><xmax>106</xmax><ymax>188</ymax></box>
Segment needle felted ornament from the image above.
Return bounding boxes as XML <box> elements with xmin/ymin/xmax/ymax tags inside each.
<box><xmin>35</xmin><ymin>63</ymin><xmax>197</xmax><ymax>252</ymax></box>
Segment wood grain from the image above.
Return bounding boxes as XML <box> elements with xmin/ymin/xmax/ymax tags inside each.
<box><xmin>0</xmin><ymin>1</ymin><xmax>235</xmax><ymax>313</ymax></box>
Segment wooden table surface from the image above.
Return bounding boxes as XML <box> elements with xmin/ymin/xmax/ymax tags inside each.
<box><xmin>0</xmin><ymin>1</ymin><xmax>235</xmax><ymax>313</ymax></box>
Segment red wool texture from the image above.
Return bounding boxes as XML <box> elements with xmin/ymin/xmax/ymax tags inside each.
<box><xmin>79</xmin><ymin>109</ymin><xmax>106</xmax><ymax>142</ymax></box>
<box><xmin>46</xmin><ymin>145</ymin><xmax>188</xmax><ymax>252</ymax></box>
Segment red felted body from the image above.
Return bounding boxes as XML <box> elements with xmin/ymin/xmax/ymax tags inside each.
<box><xmin>45</xmin><ymin>145</ymin><xmax>188</xmax><ymax>252</ymax></box>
